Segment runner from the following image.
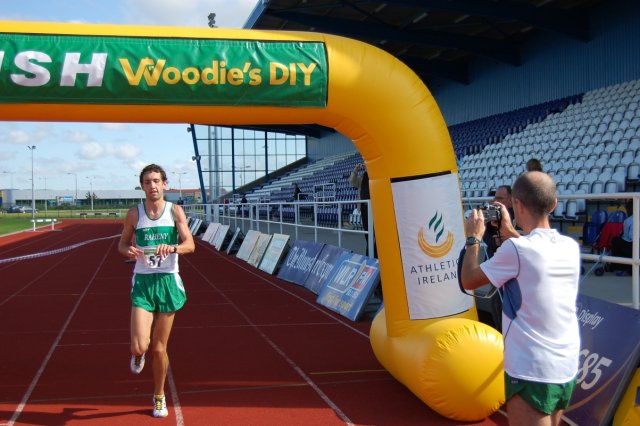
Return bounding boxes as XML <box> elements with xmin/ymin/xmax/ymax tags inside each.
<box><xmin>118</xmin><ymin>163</ymin><xmax>195</xmax><ymax>418</ymax></box>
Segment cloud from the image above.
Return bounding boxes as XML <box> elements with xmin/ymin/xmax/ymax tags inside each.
<box><xmin>122</xmin><ymin>0</ymin><xmax>258</xmax><ymax>28</ymax></box>
<box><xmin>65</xmin><ymin>130</ymin><xmax>94</xmax><ymax>144</ymax></box>
<box><xmin>6</xmin><ymin>130</ymin><xmax>32</xmax><ymax>144</ymax></box>
<box><xmin>0</xmin><ymin>151</ymin><xmax>16</xmax><ymax>161</ymax></box>
<box><xmin>79</xmin><ymin>142</ymin><xmax>105</xmax><ymax>159</ymax></box>
<box><xmin>78</xmin><ymin>140</ymin><xmax>141</xmax><ymax>162</ymax></box>
<box><xmin>131</xmin><ymin>159</ymin><xmax>150</xmax><ymax>174</ymax></box>
<box><xmin>100</xmin><ymin>123</ymin><xmax>129</xmax><ymax>131</ymax></box>
<box><xmin>114</xmin><ymin>144</ymin><xmax>142</xmax><ymax>160</ymax></box>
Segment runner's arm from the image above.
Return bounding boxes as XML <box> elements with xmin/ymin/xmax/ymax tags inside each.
<box><xmin>118</xmin><ymin>206</ymin><xmax>142</xmax><ymax>258</ymax></box>
<box><xmin>173</xmin><ymin>204</ymin><xmax>195</xmax><ymax>255</ymax></box>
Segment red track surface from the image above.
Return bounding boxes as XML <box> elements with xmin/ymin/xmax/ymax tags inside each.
<box><xmin>0</xmin><ymin>221</ymin><xmax>507</xmax><ymax>425</ymax></box>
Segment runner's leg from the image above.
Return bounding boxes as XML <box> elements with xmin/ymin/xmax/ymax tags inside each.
<box><xmin>550</xmin><ymin>409</ymin><xmax>564</xmax><ymax>426</ymax></box>
<box><xmin>130</xmin><ymin>306</ymin><xmax>153</xmax><ymax>355</ymax></box>
<box><xmin>507</xmin><ymin>394</ymin><xmax>553</xmax><ymax>426</ymax></box>
<box><xmin>151</xmin><ymin>312</ymin><xmax>176</xmax><ymax>396</ymax></box>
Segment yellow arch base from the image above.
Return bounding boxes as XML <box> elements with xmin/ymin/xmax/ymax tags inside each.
<box><xmin>0</xmin><ymin>20</ymin><xmax>505</xmax><ymax>421</ymax></box>
<box><xmin>371</xmin><ymin>309</ymin><xmax>505</xmax><ymax>421</ymax></box>
<box><xmin>613</xmin><ymin>367</ymin><xmax>640</xmax><ymax>426</ymax></box>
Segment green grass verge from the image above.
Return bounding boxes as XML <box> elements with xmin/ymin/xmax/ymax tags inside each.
<box><xmin>0</xmin><ymin>209</ymin><xmax>125</xmax><ymax>235</ymax></box>
<box><xmin>0</xmin><ymin>216</ymin><xmax>35</xmax><ymax>234</ymax></box>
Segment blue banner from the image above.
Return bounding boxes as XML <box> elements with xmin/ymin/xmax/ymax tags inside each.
<box><xmin>316</xmin><ymin>254</ymin><xmax>380</xmax><ymax>321</ymax></box>
<box><xmin>564</xmin><ymin>295</ymin><xmax>640</xmax><ymax>426</ymax></box>
<box><xmin>277</xmin><ymin>240</ymin><xmax>325</xmax><ymax>285</ymax></box>
<box><xmin>303</xmin><ymin>245</ymin><xmax>349</xmax><ymax>294</ymax></box>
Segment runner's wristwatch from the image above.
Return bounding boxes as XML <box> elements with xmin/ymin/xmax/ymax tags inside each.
<box><xmin>465</xmin><ymin>236</ymin><xmax>481</xmax><ymax>246</ymax></box>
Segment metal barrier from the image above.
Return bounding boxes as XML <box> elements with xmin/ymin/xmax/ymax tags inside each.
<box><xmin>185</xmin><ymin>192</ymin><xmax>639</xmax><ymax>310</ymax></box>
<box><xmin>184</xmin><ymin>199</ymin><xmax>374</xmax><ymax>257</ymax></box>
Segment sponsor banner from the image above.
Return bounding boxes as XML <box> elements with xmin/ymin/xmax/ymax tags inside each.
<box><xmin>200</xmin><ymin>222</ymin><xmax>218</xmax><ymax>242</ymax></box>
<box><xmin>391</xmin><ymin>172</ymin><xmax>472</xmax><ymax>319</ymax></box>
<box><xmin>189</xmin><ymin>218</ymin><xmax>202</xmax><ymax>235</ymax></box>
<box><xmin>213</xmin><ymin>224</ymin><xmax>230</xmax><ymax>250</ymax></box>
<box><xmin>207</xmin><ymin>223</ymin><xmax>222</xmax><ymax>245</ymax></box>
<box><xmin>317</xmin><ymin>253</ymin><xmax>380</xmax><ymax>321</ymax></box>
<box><xmin>277</xmin><ymin>239</ymin><xmax>325</xmax><ymax>285</ymax></box>
<box><xmin>259</xmin><ymin>233</ymin><xmax>290</xmax><ymax>275</ymax></box>
<box><xmin>56</xmin><ymin>195</ymin><xmax>74</xmax><ymax>205</ymax></box>
<box><xmin>247</xmin><ymin>233</ymin><xmax>272</xmax><ymax>267</ymax></box>
<box><xmin>0</xmin><ymin>34</ymin><xmax>328</xmax><ymax>107</ymax></box>
<box><xmin>236</xmin><ymin>230</ymin><xmax>260</xmax><ymax>261</ymax></box>
<box><xmin>303</xmin><ymin>245</ymin><xmax>349</xmax><ymax>294</ymax></box>
<box><xmin>225</xmin><ymin>227</ymin><xmax>243</xmax><ymax>255</ymax></box>
<box><xmin>564</xmin><ymin>295</ymin><xmax>640</xmax><ymax>426</ymax></box>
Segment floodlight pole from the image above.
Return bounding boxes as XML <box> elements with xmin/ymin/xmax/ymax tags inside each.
<box><xmin>173</xmin><ymin>171</ymin><xmax>187</xmax><ymax>200</ymax></box>
<box><xmin>68</xmin><ymin>172</ymin><xmax>78</xmax><ymax>205</ymax></box>
<box><xmin>39</xmin><ymin>176</ymin><xmax>48</xmax><ymax>215</ymax></box>
<box><xmin>27</xmin><ymin>145</ymin><xmax>36</xmax><ymax>229</ymax></box>
<box><xmin>86</xmin><ymin>176</ymin><xmax>95</xmax><ymax>211</ymax></box>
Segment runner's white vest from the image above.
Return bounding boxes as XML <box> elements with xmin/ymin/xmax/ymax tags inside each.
<box><xmin>133</xmin><ymin>202</ymin><xmax>179</xmax><ymax>274</ymax></box>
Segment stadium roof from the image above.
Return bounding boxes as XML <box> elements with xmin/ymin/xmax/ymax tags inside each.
<box><xmin>245</xmin><ymin>0</ymin><xmax>604</xmax><ymax>87</ymax></box>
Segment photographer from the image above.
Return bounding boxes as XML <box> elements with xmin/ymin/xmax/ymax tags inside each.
<box><xmin>460</xmin><ymin>171</ymin><xmax>580</xmax><ymax>426</ymax></box>
<box><xmin>484</xmin><ymin>185</ymin><xmax>514</xmax><ymax>257</ymax></box>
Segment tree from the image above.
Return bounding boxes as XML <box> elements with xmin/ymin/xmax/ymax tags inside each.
<box><xmin>207</xmin><ymin>12</ymin><xmax>217</xmax><ymax>28</ymax></box>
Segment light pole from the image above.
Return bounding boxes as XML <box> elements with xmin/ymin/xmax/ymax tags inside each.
<box><xmin>67</xmin><ymin>172</ymin><xmax>78</xmax><ymax>206</ymax></box>
<box><xmin>39</xmin><ymin>176</ymin><xmax>48</xmax><ymax>215</ymax></box>
<box><xmin>86</xmin><ymin>176</ymin><xmax>95</xmax><ymax>211</ymax></box>
<box><xmin>172</xmin><ymin>171</ymin><xmax>187</xmax><ymax>201</ymax></box>
<box><xmin>27</xmin><ymin>146</ymin><xmax>36</xmax><ymax>224</ymax></box>
<box><xmin>234</xmin><ymin>165</ymin><xmax>250</xmax><ymax>192</ymax></box>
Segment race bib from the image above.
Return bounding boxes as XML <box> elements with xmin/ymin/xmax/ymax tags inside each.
<box><xmin>142</xmin><ymin>248</ymin><xmax>163</xmax><ymax>269</ymax></box>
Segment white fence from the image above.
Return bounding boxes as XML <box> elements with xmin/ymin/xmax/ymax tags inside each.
<box><xmin>184</xmin><ymin>199</ymin><xmax>374</xmax><ymax>257</ymax></box>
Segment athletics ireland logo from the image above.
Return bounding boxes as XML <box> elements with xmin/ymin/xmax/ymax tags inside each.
<box><xmin>418</xmin><ymin>211</ymin><xmax>454</xmax><ymax>258</ymax></box>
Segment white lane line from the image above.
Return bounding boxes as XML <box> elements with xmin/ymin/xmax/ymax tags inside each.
<box><xmin>7</xmin><ymin>240</ymin><xmax>114</xmax><ymax>426</ymax></box>
<box><xmin>186</xmin><ymin>251</ymin><xmax>355</xmax><ymax>426</ymax></box>
<box><xmin>190</xmin><ymin>243</ymin><xmax>369</xmax><ymax>339</ymax></box>
<box><xmin>167</xmin><ymin>367</ymin><xmax>185</xmax><ymax>426</ymax></box>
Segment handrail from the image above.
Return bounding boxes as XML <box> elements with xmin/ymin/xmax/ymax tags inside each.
<box><xmin>461</xmin><ymin>191</ymin><xmax>639</xmax><ymax>310</ymax></box>
<box><xmin>185</xmin><ymin>199</ymin><xmax>374</xmax><ymax>257</ymax></box>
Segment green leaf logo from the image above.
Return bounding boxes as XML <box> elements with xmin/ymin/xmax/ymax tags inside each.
<box><xmin>428</xmin><ymin>211</ymin><xmax>445</xmax><ymax>243</ymax></box>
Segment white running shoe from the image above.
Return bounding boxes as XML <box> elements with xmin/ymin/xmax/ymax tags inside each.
<box><xmin>130</xmin><ymin>353</ymin><xmax>145</xmax><ymax>374</ymax></box>
<box><xmin>153</xmin><ymin>394</ymin><xmax>168</xmax><ymax>418</ymax></box>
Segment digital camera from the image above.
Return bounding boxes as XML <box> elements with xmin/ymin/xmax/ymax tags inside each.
<box><xmin>480</xmin><ymin>204</ymin><xmax>501</xmax><ymax>223</ymax></box>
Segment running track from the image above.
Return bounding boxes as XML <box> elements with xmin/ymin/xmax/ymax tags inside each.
<box><xmin>0</xmin><ymin>221</ymin><xmax>507</xmax><ymax>425</ymax></box>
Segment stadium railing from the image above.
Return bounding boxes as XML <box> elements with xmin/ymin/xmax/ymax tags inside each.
<box><xmin>185</xmin><ymin>193</ymin><xmax>638</xmax><ymax>310</ymax></box>
<box><xmin>184</xmin><ymin>199</ymin><xmax>375</xmax><ymax>262</ymax></box>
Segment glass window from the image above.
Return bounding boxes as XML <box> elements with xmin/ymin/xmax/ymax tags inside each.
<box><xmin>192</xmin><ymin>126</ymin><xmax>307</xmax><ymax>198</ymax></box>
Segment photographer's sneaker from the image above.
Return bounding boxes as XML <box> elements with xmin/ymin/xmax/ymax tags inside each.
<box><xmin>153</xmin><ymin>394</ymin><xmax>168</xmax><ymax>418</ymax></box>
<box><xmin>130</xmin><ymin>353</ymin><xmax>145</xmax><ymax>374</ymax></box>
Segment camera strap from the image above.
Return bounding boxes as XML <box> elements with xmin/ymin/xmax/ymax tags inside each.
<box><xmin>457</xmin><ymin>244</ymin><xmax>499</xmax><ymax>299</ymax></box>
<box><xmin>457</xmin><ymin>246</ymin><xmax>467</xmax><ymax>294</ymax></box>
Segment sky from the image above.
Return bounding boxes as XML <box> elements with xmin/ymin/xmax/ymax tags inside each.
<box><xmin>0</xmin><ymin>0</ymin><xmax>259</xmax><ymax>192</ymax></box>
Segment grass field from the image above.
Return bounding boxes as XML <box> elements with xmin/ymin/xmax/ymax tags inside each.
<box><xmin>0</xmin><ymin>216</ymin><xmax>37</xmax><ymax>234</ymax></box>
<box><xmin>0</xmin><ymin>209</ymin><xmax>125</xmax><ymax>235</ymax></box>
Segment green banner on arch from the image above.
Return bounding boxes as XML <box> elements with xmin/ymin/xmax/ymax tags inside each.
<box><xmin>0</xmin><ymin>34</ymin><xmax>328</xmax><ymax>107</ymax></box>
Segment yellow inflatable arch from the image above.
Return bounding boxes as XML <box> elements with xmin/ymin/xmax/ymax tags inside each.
<box><xmin>0</xmin><ymin>22</ymin><xmax>503</xmax><ymax>421</ymax></box>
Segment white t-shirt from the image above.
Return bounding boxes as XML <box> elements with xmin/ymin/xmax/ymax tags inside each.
<box><xmin>480</xmin><ymin>228</ymin><xmax>581</xmax><ymax>383</ymax></box>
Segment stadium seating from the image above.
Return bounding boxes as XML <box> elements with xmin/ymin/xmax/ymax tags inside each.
<box><xmin>239</xmin><ymin>79</ymin><xmax>640</xmax><ymax>234</ymax></box>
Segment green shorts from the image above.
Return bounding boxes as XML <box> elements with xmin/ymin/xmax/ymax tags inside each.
<box><xmin>505</xmin><ymin>373</ymin><xmax>577</xmax><ymax>415</ymax></box>
<box><xmin>131</xmin><ymin>273</ymin><xmax>186</xmax><ymax>313</ymax></box>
